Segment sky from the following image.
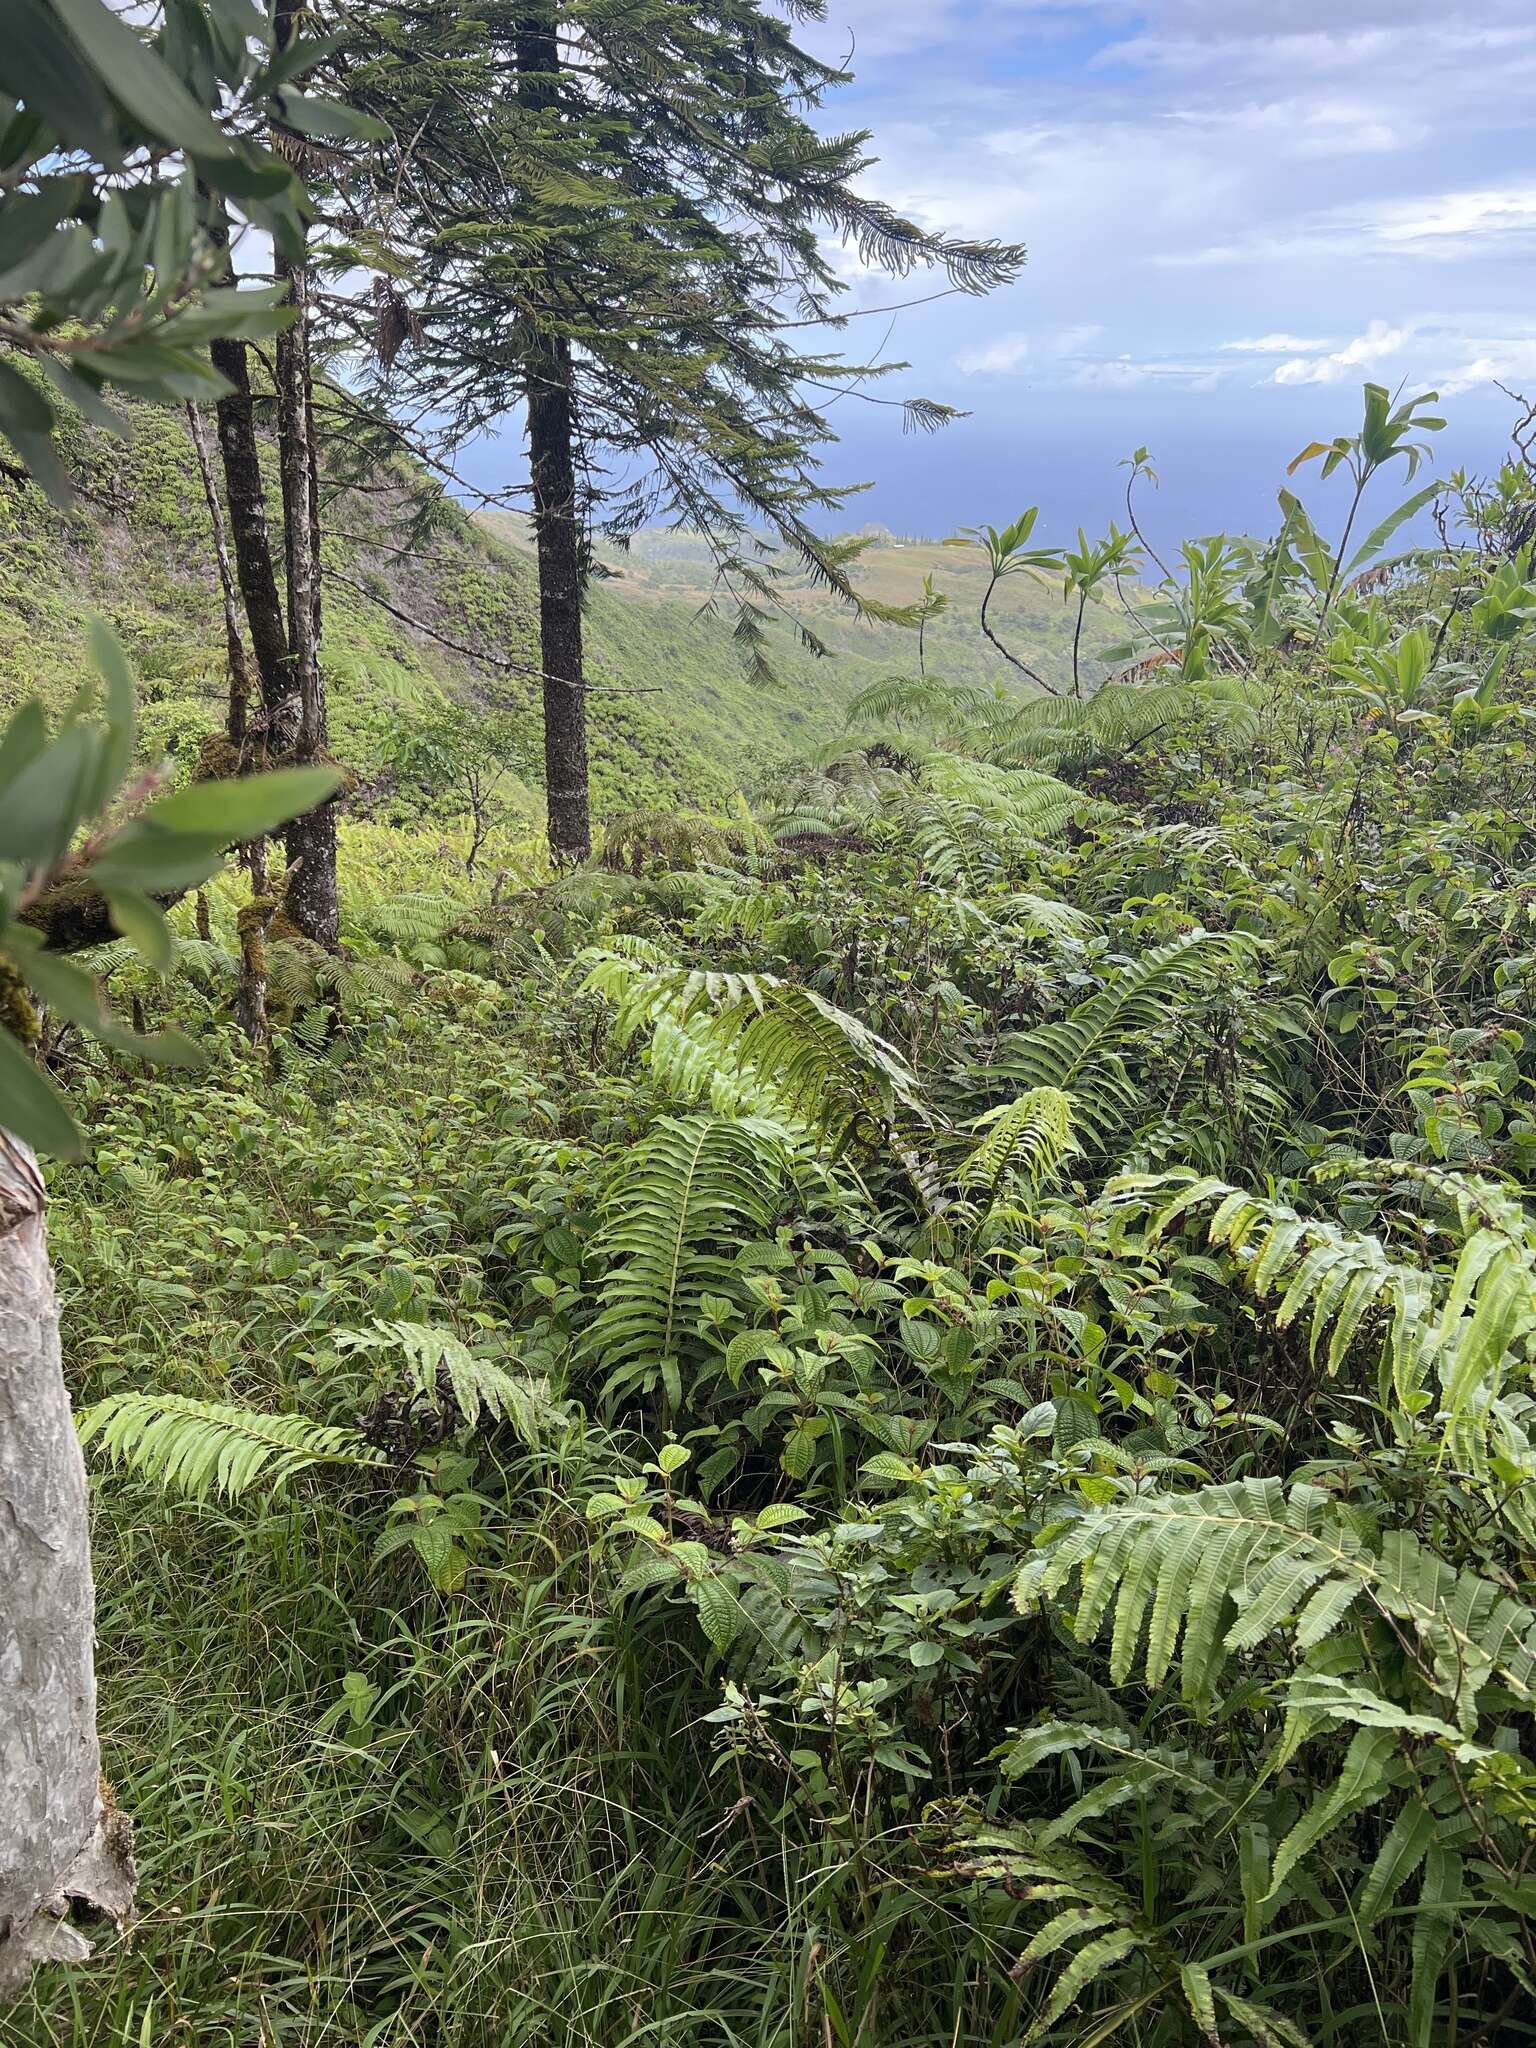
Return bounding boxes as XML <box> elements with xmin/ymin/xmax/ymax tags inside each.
<box><xmin>768</xmin><ymin>0</ymin><xmax>1533</xmax><ymax>550</ymax></box>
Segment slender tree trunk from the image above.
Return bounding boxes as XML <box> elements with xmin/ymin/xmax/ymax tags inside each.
<box><xmin>273</xmin><ymin>248</ymin><xmax>340</xmax><ymax>949</ymax></box>
<box><xmin>1071</xmin><ymin>593</ymin><xmax>1087</xmax><ymax>701</ymax></box>
<box><xmin>208</xmin><ymin>335</ymin><xmax>293</xmax><ymax>736</ymax></box>
<box><xmin>236</xmin><ymin>894</ymin><xmax>274</xmax><ymax>1051</ymax></box>
<box><xmin>185</xmin><ymin>402</ymin><xmax>257</xmax><ymax>747</ymax></box>
<box><xmin>0</xmin><ymin>1137</ymin><xmax>135</xmax><ymax>1998</ymax></box>
<box><xmin>515</xmin><ymin>8</ymin><xmax>590</xmax><ymax>866</ymax></box>
<box><xmin>526</xmin><ymin>334</ymin><xmax>590</xmax><ymax>865</ymax></box>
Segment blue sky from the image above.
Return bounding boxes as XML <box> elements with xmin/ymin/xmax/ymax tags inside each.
<box><xmin>785</xmin><ymin>0</ymin><xmax>1532</xmax><ymax>550</ymax></box>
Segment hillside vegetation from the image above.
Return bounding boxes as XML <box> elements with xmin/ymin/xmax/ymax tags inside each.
<box><xmin>0</xmin><ymin>398</ymin><xmax>990</xmax><ymax>830</ymax></box>
<box><xmin>488</xmin><ymin>515</ymin><xmax>1126</xmax><ymax>697</ymax></box>
<box><xmin>11</xmin><ymin>387</ymin><xmax>1536</xmax><ymax>2046</ymax></box>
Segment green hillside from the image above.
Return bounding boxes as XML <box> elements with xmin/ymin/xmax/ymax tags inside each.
<box><xmin>490</xmin><ymin>513</ymin><xmax>1129</xmax><ymax>699</ymax></box>
<box><xmin>0</xmin><ymin>403</ymin><xmax>1115</xmax><ymax>828</ymax></box>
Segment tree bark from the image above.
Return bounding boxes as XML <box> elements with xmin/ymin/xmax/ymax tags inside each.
<box><xmin>526</xmin><ymin>332</ymin><xmax>590</xmax><ymax>866</ymax></box>
<box><xmin>515</xmin><ymin>9</ymin><xmax>591</xmax><ymax>866</ymax></box>
<box><xmin>0</xmin><ymin>1137</ymin><xmax>135</xmax><ymax>1998</ymax></box>
<box><xmin>209</xmin><ymin>336</ymin><xmax>294</xmax><ymax>737</ymax></box>
<box><xmin>236</xmin><ymin>894</ymin><xmax>274</xmax><ymax>1051</ymax></box>
<box><xmin>185</xmin><ymin>402</ymin><xmax>257</xmax><ymax>748</ymax></box>
<box><xmin>274</xmin><ymin>248</ymin><xmax>340</xmax><ymax>949</ymax></box>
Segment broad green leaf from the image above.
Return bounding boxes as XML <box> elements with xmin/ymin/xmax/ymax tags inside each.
<box><xmin>1344</xmin><ymin>481</ymin><xmax>1443</xmax><ymax>579</ymax></box>
<box><xmin>106</xmin><ymin>890</ymin><xmax>174</xmax><ymax>973</ymax></box>
<box><xmin>49</xmin><ymin>0</ymin><xmax>234</xmax><ymax>156</ymax></box>
<box><xmin>276</xmin><ymin>90</ymin><xmax>390</xmax><ymax>142</ymax></box>
<box><xmin>0</xmin><ymin>1025</ymin><xmax>82</xmax><ymax>1158</ymax></box>
<box><xmin>83</xmin><ymin>618</ymin><xmax>136</xmax><ymax>813</ymax></box>
<box><xmin>0</xmin><ymin>722</ymin><xmax>100</xmax><ymax>866</ymax></box>
<box><xmin>146</xmin><ymin>766</ymin><xmax>341</xmax><ymax>841</ymax></box>
<box><xmin>0</xmin><ymin>700</ymin><xmax>48</xmax><ymax>799</ymax></box>
<box><xmin>86</xmin><ymin>821</ymin><xmax>228</xmax><ymax>893</ymax></box>
<box><xmin>4</xmin><ymin>0</ymin><xmax>118</xmax><ymax>160</ymax></box>
<box><xmin>693</xmin><ymin>1574</ymin><xmax>742</xmax><ymax>1652</ymax></box>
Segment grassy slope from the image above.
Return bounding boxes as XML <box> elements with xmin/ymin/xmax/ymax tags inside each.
<box><xmin>571</xmin><ymin>521</ymin><xmax>1128</xmax><ymax>696</ymax></box>
<box><xmin>0</xmin><ymin>400</ymin><xmax>1115</xmax><ymax>826</ymax></box>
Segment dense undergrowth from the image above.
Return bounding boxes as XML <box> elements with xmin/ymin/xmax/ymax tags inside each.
<box><xmin>13</xmin><ymin>401</ymin><xmax>1536</xmax><ymax>2047</ymax></box>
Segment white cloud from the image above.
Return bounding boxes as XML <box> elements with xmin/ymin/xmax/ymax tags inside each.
<box><xmin>1072</xmin><ymin>357</ymin><xmax>1227</xmax><ymax>391</ymax></box>
<box><xmin>1371</xmin><ymin>187</ymin><xmax>1536</xmax><ymax>244</ymax></box>
<box><xmin>1272</xmin><ymin>320</ymin><xmax>1413</xmax><ymax>385</ymax></box>
<box><xmin>956</xmin><ymin>322</ymin><xmax>1106</xmax><ymax>377</ymax></box>
<box><xmin>785</xmin><ymin>0</ymin><xmax>1535</xmax><ymax>462</ymax></box>
<box><xmin>957</xmin><ymin>332</ymin><xmax>1030</xmax><ymax>374</ymax></box>
<box><xmin>1437</xmin><ymin>337</ymin><xmax>1536</xmax><ymax>397</ymax></box>
<box><xmin>1222</xmin><ymin>333</ymin><xmax>1336</xmax><ymax>354</ymax></box>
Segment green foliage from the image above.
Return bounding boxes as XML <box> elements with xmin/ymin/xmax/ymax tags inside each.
<box><xmin>76</xmin><ymin>1392</ymin><xmax>384</xmax><ymax>1500</ymax></box>
<box><xmin>0</xmin><ymin>627</ymin><xmax>339</xmax><ymax>1153</ymax></box>
<box><xmin>23</xmin><ymin>384</ymin><xmax>1536</xmax><ymax>2048</ymax></box>
<box><xmin>585</xmin><ymin>1111</ymin><xmax>790</xmax><ymax>1411</ymax></box>
<box><xmin>0</xmin><ymin>0</ymin><xmax>354</xmax><ymax>497</ymax></box>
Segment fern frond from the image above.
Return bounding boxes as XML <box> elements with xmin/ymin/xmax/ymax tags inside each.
<box><xmin>961</xmin><ymin>1088</ymin><xmax>1077</xmax><ymax>1199</ymax></box>
<box><xmin>333</xmin><ymin>1320</ymin><xmax>562</xmax><ymax>1437</ymax></box>
<box><xmin>1018</xmin><ymin>1474</ymin><xmax>1536</xmax><ymax>1724</ymax></box>
<box><xmin>844</xmin><ymin>675</ymin><xmax>1009</xmax><ymax>732</ymax></box>
<box><xmin>1117</xmin><ymin>1167</ymin><xmax>1536</xmax><ymax>1539</ymax></box>
<box><xmin>351</xmin><ymin>891</ymin><xmax>461</xmax><ymax>945</ymax></box>
<box><xmin>579</xmin><ymin>948</ymin><xmax>923</xmax><ymax>1153</ymax></box>
<box><xmin>78</xmin><ymin>1392</ymin><xmax>384</xmax><ymax>1501</ymax></box>
<box><xmin>981</xmin><ymin>677</ymin><xmax>1263</xmax><ymax>772</ymax></box>
<box><xmin>990</xmin><ymin>932</ymin><xmax>1246</xmax><ymax>1152</ymax></box>
<box><xmin>585</xmin><ymin>1113</ymin><xmax>791</xmax><ymax>1406</ymax></box>
<box><xmin>993</xmin><ymin>892</ymin><xmax>1099</xmax><ymax>942</ymax></box>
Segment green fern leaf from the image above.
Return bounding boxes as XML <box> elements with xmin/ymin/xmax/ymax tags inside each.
<box><xmin>78</xmin><ymin>1392</ymin><xmax>384</xmax><ymax>1501</ymax></box>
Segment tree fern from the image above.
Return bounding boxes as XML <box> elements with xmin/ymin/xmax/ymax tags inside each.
<box><xmin>981</xmin><ymin>677</ymin><xmax>1262</xmax><ymax>772</ymax></box>
<box><xmin>843</xmin><ymin>675</ymin><xmax>1010</xmax><ymax>733</ymax></box>
<box><xmin>78</xmin><ymin>1393</ymin><xmax>384</xmax><ymax>1501</ymax></box>
<box><xmin>900</xmin><ymin>756</ymin><xmax>1083</xmax><ymax>878</ymax></box>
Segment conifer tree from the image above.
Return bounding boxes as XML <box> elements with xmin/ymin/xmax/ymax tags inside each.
<box><xmin>333</xmin><ymin>1</ymin><xmax>1025</xmax><ymax>862</ymax></box>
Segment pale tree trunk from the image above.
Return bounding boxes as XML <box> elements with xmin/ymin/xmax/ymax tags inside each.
<box><xmin>0</xmin><ymin>1137</ymin><xmax>134</xmax><ymax>1997</ymax></box>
